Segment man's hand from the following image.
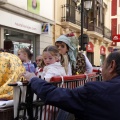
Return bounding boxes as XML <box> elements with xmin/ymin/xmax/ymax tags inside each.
<box><xmin>23</xmin><ymin>71</ymin><xmax>36</xmax><ymax>81</ymax></box>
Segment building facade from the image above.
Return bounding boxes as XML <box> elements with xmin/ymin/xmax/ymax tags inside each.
<box><xmin>0</xmin><ymin>0</ymin><xmax>113</xmax><ymax>65</ymax></box>
<box><xmin>0</xmin><ymin>0</ymin><xmax>55</xmax><ymax>60</ymax></box>
<box><xmin>54</xmin><ymin>0</ymin><xmax>112</xmax><ymax>66</ymax></box>
<box><xmin>111</xmin><ymin>0</ymin><xmax>120</xmax><ymax>49</ymax></box>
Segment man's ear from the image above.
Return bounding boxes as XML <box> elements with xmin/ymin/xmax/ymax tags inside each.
<box><xmin>109</xmin><ymin>60</ymin><xmax>116</xmax><ymax>73</ymax></box>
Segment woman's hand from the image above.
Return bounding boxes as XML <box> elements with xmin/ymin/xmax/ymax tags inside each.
<box><xmin>23</xmin><ymin>71</ymin><xmax>36</xmax><ymax>81</ymax></box>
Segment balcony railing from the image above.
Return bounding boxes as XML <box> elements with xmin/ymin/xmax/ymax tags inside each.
<box><xmin>103</xmin><ymin>26</ymin><xmax>112</xmax><ymax>40</ymax></box>
<box><xmin>88</xmin><ymin>22</ymin><xmax>103</xmax><ymax>35</ymax></box>
<box><xmin>87</xmin><ymin>17</ymin><xmax>103</xmax><ymax>35</ymax></box>
<box><xmin>61</xmin><ymin>4</ymin><xmax>87</xmax><ymax>29</ymax></box>
<box><xmin>61</xmin><ymin>4</ymin><xmax>112</xmax><ymax>41</ymax></box>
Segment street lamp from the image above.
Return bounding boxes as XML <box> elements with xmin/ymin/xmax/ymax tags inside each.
<box><xmin>84</xmin><ymin>0</ymin><xmax>92</xmax><ymax>10</ymax></box>
<box><xmin>72</xmin><ymin>0</ymin><xmax>92</xmax><ymax>50</ymax></box>
<box><xmin>80</xmin><ymin>0</ymin><xmax>92</xmax><ymax>50</ymax></box>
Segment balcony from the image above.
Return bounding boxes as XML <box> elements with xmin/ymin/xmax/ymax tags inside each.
<box><xmin>103</xmin><ymin>26</ymin><xmax>112</xmax><ymax>42</ymax></box>
<box><xmin>61</xmin><ymin>4</ymin><xmax>87</xmax><ymax>32</ymax></box>
<box><xmin>87</xmin><ymin>18</ymin><xmax>103</xmax><ymax>39</ymax></box>
<box><xmin>61</xmin><ymin>4</ymin><xmax>112</xmax><ymax>43</ymax></box>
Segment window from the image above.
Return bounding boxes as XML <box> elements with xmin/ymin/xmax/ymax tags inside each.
<box><xmin>66</xmin><ymin>0</ymin><xmax>76</xmax><ymax>23</ymax></box>
<box><xmin>4</xmin><ymin>29</ymin><xmax>35</xmax><ymax>55</ymax></box>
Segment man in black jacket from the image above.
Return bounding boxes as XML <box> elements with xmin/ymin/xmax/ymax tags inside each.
<box><xmin>23</xmin><ymin>50</ymin><xmax>120</xmax><ymax>120</ymax></box>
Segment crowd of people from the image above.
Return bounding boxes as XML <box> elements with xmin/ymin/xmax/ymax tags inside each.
<box><xmin>23</xmin><ymin>49</ymin><xmax>120</xmax><ymax>120</ymax></box>
<box><xmin>1</xmin><ymin>33</ymin><xmax>111</xmax><ymax>119</ymax></box>
<box><xmin>15</xmin><ymin>34</ymin><xmax>93</xmax><ymax>82</ymax></box>
<box><xmin>1</xmin><ymin>33</ymin><xmax>120</xmax><ymax>120</ymax></box>
<box><xmin>0</xmin><ymin>34</ymin><xmax>93</xmax><ymax>99</ymax></box>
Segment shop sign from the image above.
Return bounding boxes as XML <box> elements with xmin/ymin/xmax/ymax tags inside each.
<box><xmin>86</xmin><ymin>42</ymin><xmax>94</xmax><ymax>52</ymax></box>
<box><xmin>0</xmin><ymin>10</ymin><xmax>41</xmax><ymax>34</ymax></box>
<box><xmin>112</xmin><ymin>34</ymin><xmax>120</xmax><ymax>42</ymax></box>
<box><xmin>111</xmin><ymin>41</ymin><xmax>117</xmax><ymax>46</ymax></box>
<box><xmin>100</xmin><ymin>46</ymin><xmax>106</xmax><ymax>55</ymax></box>
<box><xmin>41</xmin><ymin>23</ymin><xmax>50</xmax><ymax>34</ymax></box>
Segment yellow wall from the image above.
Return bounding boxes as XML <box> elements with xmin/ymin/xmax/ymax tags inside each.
<box><xmin>93</xmin><ymin>40</ymin><xmax>101</xmax><ymax>66</ymax></box>
<box><xmin>53</xmin><ymin>25</ymin><xmax>62</xmax><ymax>42</ymax></box>
<box><xmin>55</xmin><ymin>0</ymin><xmax>66</xmax><ymax>24</ymax></box>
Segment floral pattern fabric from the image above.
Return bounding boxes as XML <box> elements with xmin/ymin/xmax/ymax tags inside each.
<box><xmin>0</xmin><ymin>52</ymin><xmax>25</xmax><ymax>100</ymax></box>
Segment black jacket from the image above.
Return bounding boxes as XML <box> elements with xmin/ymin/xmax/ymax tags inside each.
<box><xmin>30</xmin><ymin>76</ymin><xmax>120</xmax><ymax>120</ymax></box>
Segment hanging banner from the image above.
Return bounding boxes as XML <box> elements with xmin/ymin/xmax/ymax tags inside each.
<box><xmin>100</xmin><ymin>46</ymin><xmax>106</xmax><ymax>55</ymax></box>
<box><xmin>86</xmin><ymin>42</ymin><xmax>94</xmax><ymax>52</ymax></box>
<box><xmin>112</xmin><ymin>34</ymin><xmax>120</xmax><ymax>42</ymax></box>
<box><xmin>111</xmin><ymin>41</ymin><xmax>117</xmax><ymax>46</ymax></box>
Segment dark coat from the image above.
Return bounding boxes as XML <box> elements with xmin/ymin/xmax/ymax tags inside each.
<box><xmin>30</xmin><ymin>76</ymin><xmax>120</xmax><ymax>120</ymax></box>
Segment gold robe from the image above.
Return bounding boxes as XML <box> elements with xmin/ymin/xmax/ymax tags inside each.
<box><xmin>0</xmin><ymin>52</ymin><xmax>25</xmax><ymax>100</ymax></box>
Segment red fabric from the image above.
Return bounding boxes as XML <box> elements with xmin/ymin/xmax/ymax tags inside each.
<box><xmin>111</xmin><ymin>0</ymin><xmax>117</xmax><ymax>16</ymax></box>
<box><xmin>111</xmin><ymin>19</ymin><xmax>117</xmax><ymax>36</ymax></box>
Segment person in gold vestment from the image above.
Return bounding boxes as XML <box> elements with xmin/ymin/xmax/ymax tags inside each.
<box><xmin>0</xmin><ymin>51</ymin><xmax>25</xmax><ymax>100</ymax></box>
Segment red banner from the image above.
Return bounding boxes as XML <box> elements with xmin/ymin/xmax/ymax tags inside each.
<box><xmin>100</xmin><ymin>46</ymin><xmax>106</xmax><ymax>55</ymax></box>
<box><xmin>112</xmin><ymin>34</ymin><xmax>120</xmax><ymax>42</ymax></box>
<box><xmin>111</xmin><ymin>41</ymin><xmax>117</xmax><ymax>46</ymax></box>
<box><xmin>86</xmin><ymin>42</ymin><xmax>94</xmax><ymax>53</ymax></box>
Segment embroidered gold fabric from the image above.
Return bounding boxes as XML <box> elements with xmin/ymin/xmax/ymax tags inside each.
<box><xmin>0</xmin><ymin>52</ymin><xmax>25</xmax><ymax>100</ymax></box>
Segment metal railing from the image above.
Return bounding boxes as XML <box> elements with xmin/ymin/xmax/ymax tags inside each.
<box><xmin>88</xmin><ymin>22</ymin><xmax>103</xmax><ymax>35</ymax></box>
<box><xmin>61</xmin><ymin>4</ymin><xmax>112</xmax><ymax>41</ymax></box>
<box><xmin>61</xmin><ymin>4</ymin><xmax>87</xmax><ymax>28</ymax></box>
<box><xmin>8</xmin><ymin>72</ymin><xmax>102</xmax><ymax>120</ymax></box>
<box><xmin>103</xmin><ymin>26</ymin><xmax>112</xmax><ymax>40</ymax></box>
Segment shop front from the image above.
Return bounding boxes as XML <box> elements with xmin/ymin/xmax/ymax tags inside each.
<box><xmin>100</xmin><ymin>46</ymin><xmax>106</xmax><ymax>65</ymax></box>
<box><xmin>4</xmin><ymin>29</ymin><xmax>35</xmax><ymax>55</ymax></box>
<box><xmin>86</xmin><ymin>42</ymin><xmax>94</xmax><ymax>65</ymax></box>
<box><xmin>0</xmin><ymin>9</ymin><xmax>41</xmax><ymax>59</ymax></box>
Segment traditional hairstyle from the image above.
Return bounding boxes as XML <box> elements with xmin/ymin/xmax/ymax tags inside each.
<box><xmin>18</xmin><ymin>48</ymin><xmax>33</xmax><ymax>60</ymax></box>
<box><xmin>106</xmin><ymin>50</ymin><xmax>120</xmax><ymax>75</ymax></box>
